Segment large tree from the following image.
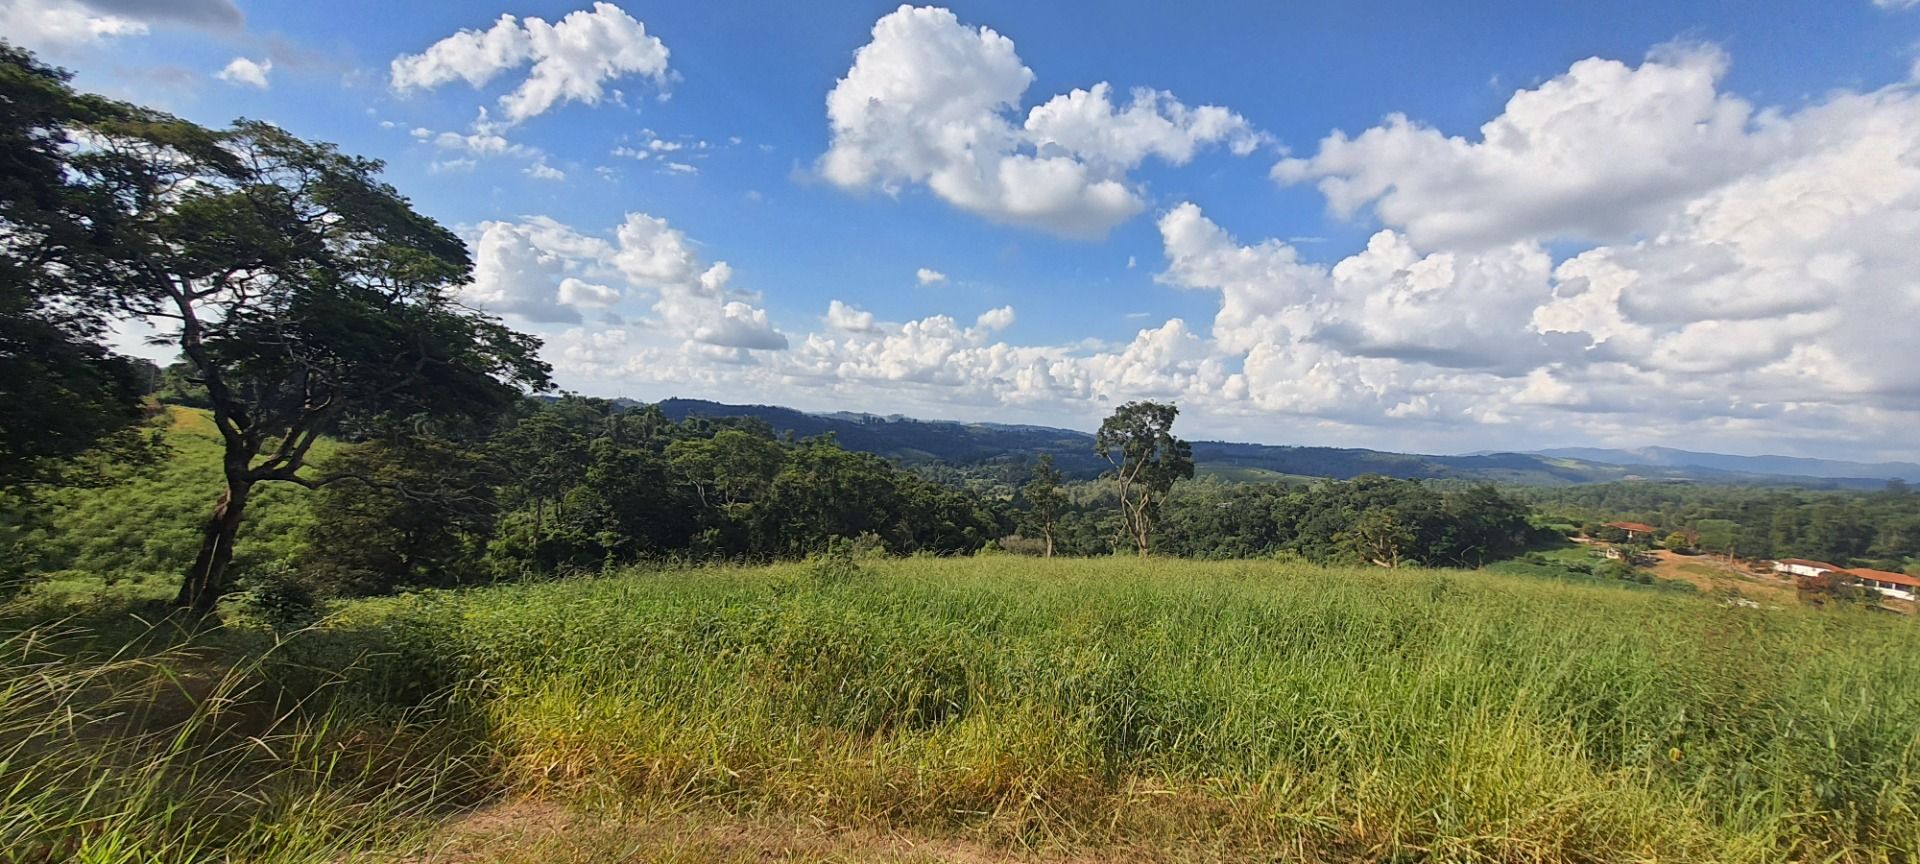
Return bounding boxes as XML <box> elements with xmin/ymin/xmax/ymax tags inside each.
<box><xmin>1021</xmin><ymin>454</ymin><xmax>1066</xmax><ymax>558</ymax></box>
<box><xmin>0</xmin><ymin>44</ymin><xmax>155</xmax><ymax>490</ymax></box>
<box><xmin>1095</xmin><ymin>401</ymin><xmax>1193</xmax><ymax>557</ymax></box>
<box><xmin>57</xmin><ymin>108</ymin><xmax>549</xmax><ymax>613</ymax></box>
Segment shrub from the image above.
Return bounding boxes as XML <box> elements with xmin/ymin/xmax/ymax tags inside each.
<box><xmin>804</xmin><ymin>537</ymin><xmax>867</xmax><ymax>585</ymax></box>
<box><xmin>233</xmin><ymin>561</ymin><xmax>320</xmax><ymax>631</ymax></box>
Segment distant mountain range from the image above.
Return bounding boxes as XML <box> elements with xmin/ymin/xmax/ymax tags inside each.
<box><xmin>649</xmin><ymin>398</ymin><xmax>1899</xmax><ymax>489</ymax></box>
<box><xmin>1529</xmin><ymin>446</ymin><xmax>1920</xmax><ymax>484</ymax></box>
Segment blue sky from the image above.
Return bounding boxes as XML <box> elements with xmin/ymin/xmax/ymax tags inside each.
<box><xmin>9</xmin><ymin>0</ymin><xmax>1920</xmax><ymax>460</ymax></box>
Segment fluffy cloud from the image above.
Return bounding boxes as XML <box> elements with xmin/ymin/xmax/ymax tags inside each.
<box><xmin>0</xmin><ymin>0</ymin><xmax>241</xmax><ymax>52</ymax></box>
<box><xmin>506</xmin><ymin>41</ymin><xmax>1918</xmax><ymax>460</ymax></box>
<box><xmin>524</xmin><ymin>160</ymin><xmax>566</xmax><ymax>181</ymax></box>
<box><xmin>820</xmin><ymin>5</ymin><xmax>1259</xmax><ymax>238</ymax></box>
<box><xmin>463</xmin><ymin>218</ymin><xmax>613</xmax><ymax>323</ymax></box>
<box><xmin>214</xmin><ymin>56</ymin><xmax>271</xmax><ymax>89</ymax></box>
<box><xmin>1153</xmin><ymin>55</ymin><xmax>1918</xmax><ymax>454</ymax></box>
<box><xmin>1274</xmin><ymin>45</ymin><xmax>1762</xmax><ymax>249</ymax></box>
<box><xmin>390</xmin><ymin>3</ymin><xmax>670</xmax><ymax>124</ymax></box>
<box><xmin>915</xmin><ymin>267</ymin><xmax>946</xmax><ymax>285</ymax></box>
<box><xmin>974</xmin><ymin>305</ymin><xmax>1015</xmax><ymax>331</ymax></box>
<box><xmin>462</xmin><ymin>213</ymin><xmax>786</xmax><ymax>351</ymax></box>
<box><xmin>825</xmin><ymin>300</ymin><xmax>879</xmax><ymax>333</ymax></box>
<box><xmin>0</xmin><ymin>0</ymin><xmax>147</xmax><ymax>50</ymax></box>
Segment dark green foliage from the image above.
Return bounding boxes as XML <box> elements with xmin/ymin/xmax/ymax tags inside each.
<box><xmin>299</xmin><ymin>436</ymin><xmax>501</xmax><ymax>596</ymax></box>
<box><xmin>0</xmin><ymin>44</ymin><xmax>155</xmax><ymax>489</ymax></box>
<box><xmin>1515</xmin><ymin>482</ymin><xmax>1920</xmax><ymax>569</ymax></box>
<box><xmin>233</xmin><ymin>560</ymin><xmax>320</xmax><ymax>631</ymax></box>
<box><xmin>1154</xmin><ymin>475</ymin><xmax>1535</xmax><ymax>566</ymax></box>
<box><xmin>150</xmin><ymin>360</ymin><xmax>213</xmax><ymax>409</ymax></box>
<box><xmin>482</xmin><ymin>397</ymin><xmax>1008</xmax><ymax>574</ymax></box>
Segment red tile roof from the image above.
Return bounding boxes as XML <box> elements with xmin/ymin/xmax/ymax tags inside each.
<box><xmin>1605</xmin><ymin>521</ymin><xmax>1659</xmax><ymax>533</ymax></box>
<box><xmin>1843</xmin><ymin>568</ymin><xmax>1920</xmax><ymax>589</ymax></box>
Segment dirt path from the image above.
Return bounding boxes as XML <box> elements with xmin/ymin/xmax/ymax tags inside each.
<box><xmin>391</xmin><ymin>799</ymin><xmax>1190</xmax><ymax>864</ymax></box>
<box><xmin>1645</xmin><ymin>551</ymin><xmax>1799</xmax><ymax>605</ymax></box>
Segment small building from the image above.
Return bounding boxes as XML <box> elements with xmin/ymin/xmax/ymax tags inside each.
<box><xmin>1605</xmin><ymin>521</ymin><xmax>1658</xmax><ymax>541</ymax></box>
<box><xmin>1841</xmin><ymin>568</ymin><xmax>1920</xmax><ymax>602</ymax></box>
<box><xmin>1773</xmin><ymin>558</ymin><xmax>1843</xmax><ymax>578</ymax></box>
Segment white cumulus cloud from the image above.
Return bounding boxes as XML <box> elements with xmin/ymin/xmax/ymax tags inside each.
<box><xmin>214</xmin><ymin>56</ymin><xmax>271</xmax><ymax>89</ymax></box>
<box><xmin>1274</xmin><ymin>45</ymin><xmax>1763</xmax><ymax>249</ymax></box>
<box><xmin>463</xmin><ymin>212</ymin><xmax>786</xmax><ymax>351</ymax></box>
<box><xmin>390</xmin><ymin>2</ymin><xmax>670</xmax><ymax>124</ymax></box>
<box><xmin>820</xmin><ymin>5</ymin><xmax>1260</xmax><ymax>238</ymax></box>
<box><xmin>825</xmin><ymin>300</ymin><xmax>880</xmax><ymax>333</ymax></box>
<box><xmin>462</xmin><ymin>40</ymin><xmax>1920</xmax><ymax>462</ymax></box>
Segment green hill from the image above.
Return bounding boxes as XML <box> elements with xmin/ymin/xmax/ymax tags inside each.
<box><xmin>7</xmin><ymin>406</ymin><xmax>329</xmax><ymax>585</ymax></box>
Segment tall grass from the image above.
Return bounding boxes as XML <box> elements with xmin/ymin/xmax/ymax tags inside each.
<box><xmin>5</xmin><ymin>558</ymin><xmax>1918</xmax><ymax>862</ymax></box>
<box><xmin>368</xmin><ymin>557</ymin><xmax>1920</xmax><ymax>862</ymax></box>
<box><xmin>0</xmin><ymin>621</ymin><xmax>489</xmax><ymax>863</ymax></box>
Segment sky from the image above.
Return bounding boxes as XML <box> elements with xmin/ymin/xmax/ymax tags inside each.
<box><xmin>7</xmin><ymin>0</ymin><xmax>1920</xmax><ymax>461</ymax></box>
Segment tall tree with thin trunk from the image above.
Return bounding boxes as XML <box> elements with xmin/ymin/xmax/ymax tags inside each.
<box><xmin>1022</xmin><ymin>454</ymin><xmax>1065</xmax><ymax>558</ymax></box>
<box><xmin>1095</xmin><ymin>401</ymin><xmax>1193</xmax><ymax>558</ymax></box>
<box><xmin>60</xmin><ymin>111</ymin><xmax>549</xmax><ymax>614</ymax></box>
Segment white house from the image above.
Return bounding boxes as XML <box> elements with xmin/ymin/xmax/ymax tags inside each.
<box><xmin>1842</xmin><ymin>568</ymin><xmax>1920</xmax><ymax>602</ymax></box>
<box><xmin>1772</xmin><ymin>558</ymin><xmax>1842</xmax><ymax>578</ymax></box>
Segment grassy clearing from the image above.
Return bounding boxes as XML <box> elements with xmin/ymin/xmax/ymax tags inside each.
<box><xmin>5</xmin><ymin>406</ymin><xmax>327</xmax><ymax>584</ymax></box>
<box><xmin>5</xmin><ymin>557</ymin><xmax>1919</xmax><ymax>862</ymax></box>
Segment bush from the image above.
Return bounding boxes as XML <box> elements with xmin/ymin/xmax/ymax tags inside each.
<box><xmin>233</xmin><ymin>561</ymin><xmax>320</xmax><ymax>631</ymax></box>
<box><xmin>804</xmin><ymin>537</ymin><xmax>867</xmax><ymax>585</ymax></box>
<box><xmin>995</xmin><ymin>534</ymin><xmax>1049</xmax><ymax>556</ymax></box>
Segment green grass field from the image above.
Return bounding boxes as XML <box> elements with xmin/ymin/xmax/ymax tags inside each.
<box><xmin>5</xmin><ymin>557</ymin><xmax>1918</xmax><ymax>862</ymax></box>
<box><xmin>4</xmin><ymin>406</ymin><xmax>328</xmax><ymax>586</ymax></box>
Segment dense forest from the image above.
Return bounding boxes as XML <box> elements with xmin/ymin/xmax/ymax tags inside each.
<box><xmin>1513</xmin><ymin>482</ymin><xmax>1920</xmax><ymax>570</ymax></box>
<box><xmin>6</xmin><ymin>395</ymin><xmax>1549</xmax><ymax>602</ymax></box>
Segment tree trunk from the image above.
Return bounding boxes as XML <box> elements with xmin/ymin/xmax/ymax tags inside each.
<box><xmin>1042</xmin><ymin>526</ymin><xmax>1054</xmax><ymax>559</ymax></box>
<box><xmin>1134</xmin><ymin>499</ymin><xmax>1152</xmax><ymax>558</ymax></box>
<box><xmin>176</xmin><ymin>478</ymin><xmax>252</xmax><ymax>616</ymax></box>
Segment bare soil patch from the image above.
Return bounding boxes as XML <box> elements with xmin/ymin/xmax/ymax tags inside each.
<box><xmin>391</xmin><ymin>799</ymin><xmax>1197</xmax><ymax>864</ymax></box>
<box><xmin>1646</xmin><ymin>550</ymin><xmax>1798</xmax><ymax>604</ymax></box>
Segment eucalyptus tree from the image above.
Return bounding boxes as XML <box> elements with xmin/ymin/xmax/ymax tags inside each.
<box><xmin>1095</xmin><ymin>401</ymin><xmax>1193</xmax><ymax>557</ymax></box>
<box><xmin>1022</xmin><ymin>454</ymin><xmax>1066</xmax><ymax>557</ymax></box>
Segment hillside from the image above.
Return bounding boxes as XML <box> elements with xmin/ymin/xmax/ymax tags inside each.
<box><xmin>654</xmin><ymin>398</ymin><xmax>1888</xmax><ymax>487</ymax></box>
<box><xmin>655</xmin><ymin>397</ymin><xmax>1112</xmax><ymax>476</ymax></box>
<box><xmin>4</xmin><ymin>407</ymin><xmax>324</xmax><ymax>583</ymax></box>
<box><xmin>1534</xmin><ymin>446</ymin><xmax>1920</xmax><ymax>483</ymax></box>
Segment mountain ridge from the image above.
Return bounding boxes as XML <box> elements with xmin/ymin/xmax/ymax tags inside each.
<box><xmin>1529</xmin><ymin>446</ymin><xmax>1919</xmax><ymax>483</ymax></box>
<box><xmin>645</xmin><ymin>398</ymin><xmax>1892</xmax><ymax>489</ymax></box>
